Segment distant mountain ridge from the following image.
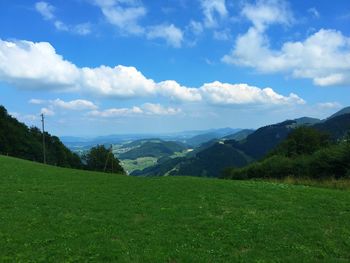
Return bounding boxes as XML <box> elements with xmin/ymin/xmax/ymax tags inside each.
<box><xmin>118</xmin><ymin>140</ymin><xmax>187</xmax><ymax>160</ymax></box>
<box><xmin>61</xmin><ymin>127</ymin><xmax>240</xmax><ymax>150</ymax></box>
<box><xmin>328</xmin><ymin>106</ymin><xmax>350</xmax><ymax>119</ymax></box>
<box><xmin>133</xmin><ymin>107</ymin><xmax>350</xmax><ymax>177</ymax></box>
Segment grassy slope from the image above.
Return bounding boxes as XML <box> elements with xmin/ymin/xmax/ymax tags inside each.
<box><xmin>0</xmin><ymin>155</ymin><xmax>349</xmax><ymax>262</ymax></box>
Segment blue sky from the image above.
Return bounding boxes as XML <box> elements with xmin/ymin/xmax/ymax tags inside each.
<box><xmin>0</xmin><ymin>0</ymin><xmax>350</xmax><ymax>136</ymax></box>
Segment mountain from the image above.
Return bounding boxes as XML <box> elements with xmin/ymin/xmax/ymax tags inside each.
<box><xmin>294</xmin><ymin>117</ymin><xmax>321</xmax><ymax>125</ymax></box>
<box><xmin>230</xmin><ymin>120</ymin><xmax>297</xmax><ymax>159</ymax></box>
<box><xmin>328</xmin><ymin>107</ymin><xmax>350</xmax><ymax>119</ymax></box>
<box><xmin>0</xmin><ymin>105</ymin><xmax>82</xmax><ymax>168</ymax></box>
<box><xmin>222</xmin><ymin>129</ymin><xmax>255</xmax><ymax>141</ymax></box>
<box><xmin>132</xmin><ymin>119</ymin><xmax>312</xmax><ymax>177</ymax></box>
<box><xmin>314</xmin><ymin>113</ymin><xmax>350</xmax><ymax>140</ymax></box>
<box><xmin>184</xmin><ymin>128</ymin><xmax>241</xmax><ymax>147</ymax></box>
<box><xmin>118</xmin><ymin>140</ymin><xmax>187</xmax><ymax>160</ymax></box>
<box><xmin>132</xmin><ymin>141</ymin><xmax>253</xmax><ymax>177</ymax></box>
<box><xmin>61</xmin><ymin>127</ymin><xmax>240</xmax><ymax>150</ymax></box>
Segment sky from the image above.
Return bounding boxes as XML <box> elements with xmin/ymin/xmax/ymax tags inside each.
<box><xmin>0</xmin><ymin>0</ymin><xmax>350</xmax><ymax>136</ymax></box>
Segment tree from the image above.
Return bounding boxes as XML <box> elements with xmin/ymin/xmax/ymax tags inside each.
<box><xmin>83</xmin><ymin>145</ymin><xmax>125</xmax><ymax>174</ymax></box>
<box><xmin>273</xmin><ymin>127</ymin><xmax>329</xmax><ymax>158</ymax></box>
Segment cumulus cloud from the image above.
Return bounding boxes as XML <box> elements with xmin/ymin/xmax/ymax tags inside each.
<box><xmin>88</xmin><ymin>103</ymin><xmax>181</xmax><ymax>117</ymax></box>
<box><xmin>223</xmin><ymin>0</ymin><xmax>350</xmax><ymax>86</ymax></box>
<box><xmin>0</xmin><ymin>39</ymin><xmax>306</xmax><ymax>107</ymax></box>
<box><xmin>199</xmin><ymin>81</ymin><xmax>305</xmax><ymax>105</ymax></box>
<box><xmin>88</xmin><ymin>106</ymin><xmax>143</xmax><ymax>117</ymax></box>
<box><xmin>156</xmin><ymin>81</ymin><xmax>202</xmax><ymax>102</ymax></box>
<box><xmin>29</xmin><ymin>98</ymin><xmax>98</xmax><ymax>115</ymax></box>
<box><xmin>35</xmin><ymin>1</ymin><xmax>91</xmax><ymax>35</ymax></box>
<box><xmin>147</xmin><ymin>24</ymin><xmax>184</xmax><ymax>48</ymax></box>
<box><xmin>223</xmin><ymin>28</ymin><xmax>350</xmax><ymax>86</ymax></box>
<box><xmin>142</xmin><ymin>103</ymin><xmax>182</xmax><ymax>115</ymax></box>
<box><xmin>50</xmin><ymin>99</ymin><xmax>98</xmax><ymax>111</ymax></box>
<box><xmin>0</xmin><ymin>39</ymin><xmax>80</xmax><ymax>89</ymax></box>
<box><xmin>81</xmin><ymin>65</ymin><xmax>156</xmax><ymax>98</ymax></box>
<box><xmin>241</xmin><ymin>0</ymin><xmax>294</xmax><ymax>31</ymax></box>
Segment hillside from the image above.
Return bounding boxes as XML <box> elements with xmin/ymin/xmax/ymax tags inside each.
<box><xmin>314</xmin><ymin>113</ymin><xmax>350</xmax><ymax>140</ymax></box>
<box><xmin>222</xmin><ymin>129</ymin><xmax>255</xmax><ymax>141</ymax></box>
<box><xmin>1</xmin><ymin>155</ymin><xmax>349</xmax><ymax>262</ymax></box>
<box><xmin>328</xmin><ymin>106</ymin><xmax>350</xmax><ymax>119</ymax></box>
<box><xmin>0</xmin><ymin>106</ymin><xmax>82</xmax><ymax>168</ymax></box>
<box><xmin>184</xmin><ymin>128</ymin><xmax>240</xmax><ymax>147</ymax></box>
<box><xmin>136</xmin><ymin>120</ymin><xmax>297</xmax><ymax>177</ymax></box>
<box><xmin>118</xmin><ymin>140</ymin><xmax>187</xmax><ymax>160</ymax></box>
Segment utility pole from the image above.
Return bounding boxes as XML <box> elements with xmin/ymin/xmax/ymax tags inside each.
<box><xmin>41</xmin><ymin>113</ymin><xmax>46</xmax><ymax>164</ymax></box>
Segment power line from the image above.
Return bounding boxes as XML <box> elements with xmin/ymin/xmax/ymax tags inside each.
<box><xmin>41</xmin><ymin>113</ymin><xmax>46</xmax><ymax>164</ymax></box>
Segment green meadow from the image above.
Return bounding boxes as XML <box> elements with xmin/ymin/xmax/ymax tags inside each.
<box><xmin>1</xmin><ymin>155</ymin><xmax>349</xmax><ymax>262</ymax></box>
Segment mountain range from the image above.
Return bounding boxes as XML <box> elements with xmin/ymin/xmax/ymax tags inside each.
<box><xmin>132</xmin><ymin>107</ymin><xmax>350</xmax><ymax>177</ymax></box>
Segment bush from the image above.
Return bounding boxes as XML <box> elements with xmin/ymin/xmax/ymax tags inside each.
<box><xmin>83</xmin><ymin>145</ymin><xmax>125</xmax><ymax>174</ymax></box>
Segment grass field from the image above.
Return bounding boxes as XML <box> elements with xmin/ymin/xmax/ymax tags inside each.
<box><xmin>1</xmin><ymin>155</ymin><xmax>350</xmax><ymax>262</ymax></box>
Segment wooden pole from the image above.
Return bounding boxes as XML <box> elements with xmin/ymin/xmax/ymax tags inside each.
<box><xmin>41</xmin><ymin>114</ymin><xmax>46</xmax><ymax>164</ymax></box>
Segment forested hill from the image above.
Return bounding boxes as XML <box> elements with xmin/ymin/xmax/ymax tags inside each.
<box><xmin>0</xmin><ymin>105</ymin><xmax>83</xmax><ymax>169</ymax></box>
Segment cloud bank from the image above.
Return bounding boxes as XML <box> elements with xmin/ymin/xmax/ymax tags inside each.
<box><xmin>0</xmin><ymin>39</ymin><xmax>305</xmax><ymax>107</ymax></box>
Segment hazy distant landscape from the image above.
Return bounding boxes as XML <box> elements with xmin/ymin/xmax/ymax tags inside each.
<box><xmin>1</xmin><ymin>0</ymin><xmax>350</xmax><ymax>261</ymax></box>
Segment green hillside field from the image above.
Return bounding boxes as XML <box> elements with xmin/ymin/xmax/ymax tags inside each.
<box><xmin>0</xmin><ymin>155</ymin><xmax>349</xmax><ymax>262</ymax></box>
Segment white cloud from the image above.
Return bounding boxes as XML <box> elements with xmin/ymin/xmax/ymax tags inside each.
<box><xmin>156</xmin><ymin>81</ymin><xmax>202</xmax><ymax>102</ymax></box>
<box><xmin>188</xmin><ymin>20</ymin><xmax>204</xmax><ymax>35</ymax></box>
<box><xmin>308</xmin><ymin>7</ymin><xmax>320</xmax><ymax>19</ymax></box>
<box><xmin>88</xmin><ymin>103</ymin><xmax>181</xmax><ymax>117</ymax></box>
<box><xmin>223</xmin><ymin>28</ymin><xmax>350</xmax><ymax>86</ymax></box>
<box><xmin>94</xmin><ymin>0</ymin><xmax>146</xmax><ymax>35</ymax></box>
<box><xmin>93</xmin><ymin>0</ymin><xmax>184</xmax><ymax>47</ymax></box>
<box><xmin>200</xmin><ymin>0</ymin><xmax>228</xmax><ymax>28</ymax></box>
<box><xmin>88</xmin><ymin>106</ymin><xmax>143</xmax><ymax>117</ymax></box>
<box><xmin>199</xmin><ymin>81</ymin><xmax>305</xmax><ymax>105</ymax></box>
<box><xmin>29</xmin><ymin>99</ymin><xmax>46</xmax><ymax>105</ymax></box>
<box><xmin>41</xmin><ymin>107</ymin><xmax>55</xmax><ymax>116</ymax></box>
<box><xmin>31</xmin><ymin>98</ymin><xmax>98</xmax><ymax>116</ymax></box>
<box><xmin>73</xmin><ymin>23</ymin><xmax>92</xmax><ymax>36</ymax></box>
<box><xmin>81</xmin><ymin>65</ymin><xmax>156</xmax><ymax>97</ymax></box>
<box><xmin>0</xmin><ymin>39</ymin><xmax>306</xmax><ymax>107</ymax></box>
<box><xmin>142</xmin><ymin>103</ymin><xmax>182</xmax><ymax>115</ymax></box>
<box><xmin>0</xmin><ymin>39</ymin><xmax>80</xmax><ymax>89</ymax></box>
<box><xmin>35</xmin><ymin>1</ymin><xmax>55</xmax><ymax>20</ymax></box>
<box><xmin>317</xmin><ymin>102</ymin><xmax>342</xmax><ymax>110</ymax></box>
<box><xmin>10</xmin><ymin>112</ymin><xmax>39</xmax><ymax>122</ymax></box>
<box><xmin>35</xmin><ymin>2</ymin><xmax>91</xmax><ymax>35</ymax></box>
<box><xmin>51</xmin><ymin>99</ymin><xmax>98</xmax><ymax>110</ymax></box>
<box><xmin>241</xmin><ymin>0</ymin><xmax>294</xmax><ymax>32</ymax></box>
<box><xmin>213</xmin><ymin>29</ymin><xmax>231</xmax><ymax>41</ymax></box>
<box><xmin>147</xmin><ymin>24</ymin><xmax>184</xmax><ymax>48</ymax></box>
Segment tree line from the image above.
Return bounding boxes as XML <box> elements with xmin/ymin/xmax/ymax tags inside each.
<box><xmin>0</xmin><ymin>105</ymin><xmax>124</xmax><ymax>174</ymax></box>
<box><xmin>222</xmin><ymin>127</ymin><xmax>350</xmax><ymax>180</ymax></box>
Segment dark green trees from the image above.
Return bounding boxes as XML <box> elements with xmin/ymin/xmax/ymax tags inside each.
<box><xmin>223</xmin><ymin>127</ymin><xmax>350</xmax><ymax>180</ymax></box>
<box><xmin>0</xmin><ymin>105</ymin><xmax>83</xmax><ymax>168</ymax></box>
<box><xmin>84</xmin><ymin>145</ymin><xmax>125</xmax><ymax>174</ymax></box>
<box><xmin>272</xmin><ymin>127</ymin><xmax>330</xmax><ymax>157</ymax></box>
